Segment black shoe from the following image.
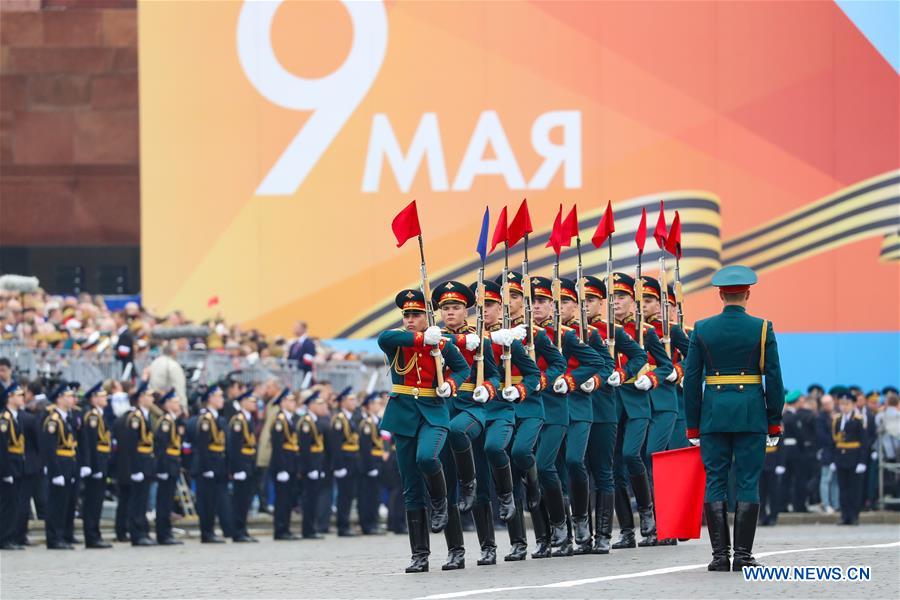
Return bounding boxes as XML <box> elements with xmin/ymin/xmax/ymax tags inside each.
<box><xmin>233</xmin><ymin>535</ymin><xmax>259</xmax><ymax>543</ymax></box>
<box><xmin>630</xmin><ymin>473</ymin><xmax>656</xmax><ymax>546</ymax></box>
<box><xmin>442</xmin><ymin>547</ymin><xmax>466</xmax><ymax>570</ymax></box>
<box><xmin>442</xmin><ymin>504</ymin><xmax>466</xmax><ymax>570</ymax></box>
<box><xmin>492</xmin><ymin>463</ymin><xmax>516</xmax><ymax>523</ymax></box>
<box><xmin>132</xmin><ymin>537</ymin><xmax>157</xmax><ymax>546</ymax></box>
<box><xmin>531</xmin><ymin>539</ymin><xmax>552</xmax><ymax>559</ymax></box>
<box><xmin>544</xmin><ymin>485</ymin><xmax>568</xmax><ymax>547</ymax></box>
<box><xmin>158</xmin><ymin>537</ymin><xmax>184</xmax><ymax>545</ymax></box>
<box><xmin>472</xmin><ymin>503</ymin><xmax>496</xmax><ymax>566</ymax></box>
<box><xmin>477</xmin><ymin>545</ymin><xmax>497</xmax><ymax>566</ymax></box>
<box><xmin>551</xmin><ymin>538</ymin><xmax>574</xmax><ymax>557</ymax></box>
<box><xmin>115</xmin><ymin>535</ymin><xmax>130</xmax><ymax>543</ymax></box>
<box><xmin>274</xmin><ymin>533</ymin><xmax>301</xmax><ymax>540</ymax></box>
<box><xmin>86</xmin><ymin>541</ymin><xmax>113</xmax><ymax>549</ymax></box>
<box><xmin>732</xmin><ymin>502</ymin><xmax>761</xmax><ymax>571</ymax></box>
<box><xmin>612</xmin><ymin>486</ymin><xmax>636</xmax><ymax>549</ymax></box>
<box><xmin>530</xmin><ymin>500</ymin><xmax>552</xmax><ymax>558</ymax></box>
<box><xmin>612</xmin><ymin>529</ymin><xmax>636</xmax><ymax>549</ymax></box>
<box><xmin>704</xmin><ymin>501</ymin><xmax>731</xmax><ymax>572</ymax></box>
<box><xmin>303</xmin><ymin>533</ymin><xmax>324</xmax><ymax>540</ymax></box>
<box><xmin>425</xmin><ymin>470</ymin><xmax>449</xmax><ymax>533</ymax></box>
<box><xmin>454</xmin><ymin>445</ymin><xmax>478</xmax><ymax>514</ymax></box>
<box><xmin>0</xmin><ymin>542</ymin><xmax>24</xmax><ymax>550</ymax></box>
<box><xmin>593</xmin><ymin>491</ymin><xmax>614</xmax><ymax>554</ymax></box>
<box><xmin>524</xmin><ymin>464</ymin><xmax>542</xmax><ymax>512</ymax></box>
<box><xmin>66</xmin><ymin>536</ymin><xmax>83</xmax><ymax>545</ymax></box>
<box><xmin>200</xmin><ymin>535</ymin><xmax>226</xmax><ymax>544</ymax></box>
<box><xmin>658</xmin><ymin>538</ymin><xmax>678</xmax><ymax>546</ymax></box>
<box><xmin>19</xmin><ymin>536</ymin><xmax>34</xmax><ymax>547</ymax></box>
<box><xmin>504</xmin><ymin>498</ymin><xmax>527</xmax><ymax>561</ymax></box>
<box><xmin>505</xmin><ymin>541</ymin><xmax>527</xmax><ymax>561</ymax></box>
<box><xmin>405</xmin><ymin>508</ymin><xmax>430</xmax><ymax>573</ymax></box>
<box><xmin>47</xmin><ymin>542</ymin><xmax>75</xmax><ymax>550</ymax></box>
<box><xmin>337</xmin><ymin>530</ymin><xmax>357</xmax><ymax>537</ymax></box>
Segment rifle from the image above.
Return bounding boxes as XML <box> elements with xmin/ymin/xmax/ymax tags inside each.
<box><xmin>474</xmin><ymin>264</ymin><xmax>486</xmax><ymax>387</ymax></box>
<box><xmin>575</xmin><ymin>235</ymin><xmax>589</xmax><ymax>344</ymax></box>
<box><xmin>500</xmin><ymin>244</ymin><xmax>512</xmax><ymax>388</ymax></box>
<box><xmin>418</xmin><ymin>235</ymin><xmax>444</xmax><ymax>387</ymax></box>
<box><xmin>659</xmin><ymin>254</ymin><xmax>671</xmax><ymax>357</ymax></box>
<box><xmin>522</xmin><ymin>233</ymin><xmax>535</xmax><ymax>360</ymax></box>
<box><xmin>552</xmin><ymin>261</ymin><xmax>562</xmax><ymax>350</ymax></box>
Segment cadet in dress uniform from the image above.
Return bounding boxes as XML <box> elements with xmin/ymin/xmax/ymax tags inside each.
<box><xmin>227</xmin><ymin>390</ymin><xmax>259</xmax><ymax>542</ymax></box>
<box><xmin>330</xmin><ymin>387</ymin><xmax>361</xmax><ymax>537</ymax></box>
<box><xmin>154</xmin><ymin>389</ymin><xmax>184</xmax><ymax>545</ymax></box>
<box><xmin>832</xmin><ymin>391</ymin><xmax>867</xmax><ymax>525</ymax></box>
<box><xmin>298</xmin><ymin>391</ymin><xmax>327</xmax><ymax>539</ymax></box>
<box><xmin>609</xmin><ymin>273</ymin><xmax>672</xmax><ymax>549</ymax></box>
<box><xmin>683</xmin><ymin>265</ymin><xmax>784</xmax><ymax>572</ymax></box>
<box><xmin>0</xmin><ymin>384</ymin><xmax>26</xmax><ymax>550</ymax></box>
<box><xmin>270</xmin><ymin>390</ymin><xmax>301</xmax><ymax>540</ymax></box>
<box><xmin>376</xmin><ymin>289</ymin><xmax>470</xmax><ymax>574</ymax></box>
<box><xmin>557</xmin><ymin>278</ymin><xmax>615</xmax><ymax>555</ymax></box>
<box><xmin>667</xmin><ymin>284</ymin><xmax>692</xmax><ymax>450</ymax></box>
<box><xmin>41</xmin><ymin>383</ymin><xmax>79</xmax><ymax>549</ymax></box>
<box><xmin>80</xmin><ymin>382</ymin><xmax>113</xmax><ymax>548</ymax></box>
<box><xmin>759</xmin><ymin>394</ymin><xmax>789</xmax><ymax>526</ymax></box>
<box><xmin>582</xmin><ymin>276</ymin><xmax>646</xmax><ymax>553</ymax></box>
<box><xmin>120</xmin><ymin>386</ymin><xmax>157</xmax><ymax>546</ymax></box>
<box><xmin>358</xmin><ymin>393</ymin><xmax>386</xmax><ymax>535</ymax></box>
<box><xmin>475</xmin><ymin>279</ymin><xmax>540</xmax><ymax>564</ymax></box>
<box><xmin>192</xmin><ymin>385</ymin><xmax>228</xmax><ymax>543</ymax></box>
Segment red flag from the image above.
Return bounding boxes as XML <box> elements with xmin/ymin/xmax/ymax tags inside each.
<box><xmin>545</xmin><ymin>204</ymin><xmax>564</xmax><ymax>257</ymax></box>
<box><xmin>561</xmin><ymin>205</ymin><xmax>579</xmax><ymax>244</ymax></box>
<box><xmin>591</xmin><ymin>201</ymin><xmax>615</xmax><ymax>248</ymax></box>
<box><xmin>507</xmin><ymin>198</ymin><xmax>533</xmax><ymax>248</ymax></box>
<box><xmin>635</xmin><ymin>207</ymin><xmax>648</xmax><ymax>253</ymax></box>
<box><xmin>652</xmin><ymin>446</ymin><xmax>706</xmax><ymax>539</ymax></box>
<box><xmin>665</xmin><ymin>210</ymin><xmax>682</xmax><ymax>259</ymax></box>
<box><xmin>653</xmin><ymin>201</ymin><xmax>668</xmax><ymax>249</ymax></box>
<box><xmin>391</xmin><ymin>200</ymin><xmax>421</xmax><ymax>247</ymax></box>
<box><xmin>490</xmin><ymin>206</ymin><xmax>508</xmax><ymax>254</ymax></box>
<box><xmin>207</xmin><ymin>296</ymin><xmax>219</xmax><ymax>308</ymax></box>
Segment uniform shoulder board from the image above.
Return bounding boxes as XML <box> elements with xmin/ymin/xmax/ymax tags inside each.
<box><xmin>87</xmin><ymin>414</ymin><xmax>99</xmax><ymax>427</ymax></box>
<box><xmin>274</xmin><ymin>419</ymin><xmax>283</xmax><ymax>432</ymax></box>
<box><xmin>301</xmin><ymin>421</ymin><xmax>311</xmax><ymax>433</ymax></box>
<box><xmin>0</xmin><ymin>419</ymin><xmax>8</xmax><ymax>433</ymax></box>
<box><xmin>334</xmin><ymin>418</ymin><xmax>343</xmax><ymax>430</ymax></box>
<box><xmin>362</xmin><ymin>423</ymin><xmax>371</xmax><ymax>435</ymax></box>
<box><xmin>200</xmin><ymin>417</ymin><xmax>211</xmax><ymax>431</ymax></box>
<box><xmin>161</xmin><ymin>420</ymin><xmax>171</xmax><ymax>433</ymax></box>
<box><xmin>46</xmin><ymin>418</ymin><xmax>57</xmax><ymax>433</ymax></box>
<box><xmin>233</xmin><ymin>419</ymin><xmax>243</xmax><ymax>432</ymax></box>
<box><xmin>130</xmin><ymin>414</ymin><xmax>142</xmax><ymax>429</ymax></box>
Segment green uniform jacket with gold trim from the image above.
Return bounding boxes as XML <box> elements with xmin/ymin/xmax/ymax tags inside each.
<box><xmin>588</xmin><ymin>318</ymin><xmax>647</xmax><ymax>424</ymax></box>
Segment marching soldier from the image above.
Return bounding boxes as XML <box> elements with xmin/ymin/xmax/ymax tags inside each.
<box><xmin>358</xmin><ymin>393</ymin><xmax>386</xmax><ymax>535</ymax></box>
<box><xmin>80</xmin><ymin>382</ymin><xmax>113</xmax><ymax>548</ymax></box>
<box><xmin>298</xmin><ymin>391</ymin><xmax>327</xmax><ymax>539</ymax></box>
<box><xmin>377</xmin><ymin>289</ymin><xmax>470</xmax><ymax>573</ymax></box>
<box><xmin>610</xmin><ymin>273</ymin><xmax>671</xmax><ymax>548</ymax></box>
<box><xmin>154</xmin><ymin>389</ymin><xmax>184</xmax><ymax>545</ymax></box>
<box><xmin>557</xmin><ymin>278</ymin><xmax>614</xmax><ymax>555</ymax></box>
<box><xmin>832</xmin><ymin>390</ymin><xmax>866</xmax><ymax>525</ymax></box>
<box><xmin>40</xmin><ymin>382</ymin><xmax>79</xmax><ymax>549</ymax></box>
<box><xmin>0</xmin><ymin>384</ymin><xmax>25</xmax><ymax>550</ymax></box>
<box><xmin>120</xmin><ymin>385</ymin><xmax>156</xmax><ymax>546</ymax></box>
<box><xmin>477</xmin><ymin>279</ymin><xmax>540</xmax><ymax>563</ymax></box>
<box><xmin>227</xmin><ymin>389</ymin><xmax>259</xmax><ymax>542</ymax></box>
<box><xmin>330</xmin><ymin>387</ymin><xmax>360</xmax><ymax>537</ymax></box>
<box><xmin>192</xmin><ymin>385</ymin><xmax>228</xmax><ymax>543</ymax></box>
<box><xmin>270</xmin><ymin>390</ymin><xmax>300</xmax><ymax>540</ymax></box>
<box><xmin>582</xmin><ymin>276</ymin><xmax>646</xmax><ymax>553</ymax></box>
<box><xmin>683</xmin><ymin>265</ymin><xmax>784</xmax><ymax>572</ymax></box>
<box><xmin>667</xmin><ymin>284</ymin><xmax>692</xmax><ymax>450</ymax></box>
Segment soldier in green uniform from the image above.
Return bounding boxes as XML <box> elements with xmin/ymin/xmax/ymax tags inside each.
<box><xmin>495</xmin><ymin>271</ymin><xmax>567</xmax><ymax>560</ymax></box>
<box><xmin>377</xmin><ymin>289</ymin><xmax>470</xmax><ymax>574</ymax></box>
<box><xmin>667</xmin><ymin>284</ymin><xmax>692</xmax><ymax>450</ymax></box>
<box><xmin>610</xmin><ymin>273</ymin><xmax>672</xmax><ymax>549</ymax></box>
<box><xmin>683</xmin><ymin>265</ymin><xmax>784</xmax><ymax>572</ymax></box>
<box><xmin>582</xmin><ymin>276</ymin><xmax>646</xmax><ymax>553</ymax></box>
<box><xmin>557</xmin><ymin>278</ymin><xmax>615</xmax><ymax>555</ymax></box>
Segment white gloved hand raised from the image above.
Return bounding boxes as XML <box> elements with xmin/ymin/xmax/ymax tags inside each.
<box><xmin>472</xmin><ymin>386</ymin><xmax>489</xmax><ymax>403</ymax></box>
<box><xmin>436</xmin><ymin>382</ymin><xmax>453</xmax><ymax>398</ymax></box>
<box><xmin>580</xmin><ymin>378</ymin><xmax>596</xmax><ymax>393</ymax></box>
<box><xmin>276</xmin><ymin>471</ymin><xmax>289</xmax><ymax>482</ymax></box>
<box><xmin>509</xmin><ymin>324</ymin><xmax>528</xmax><ymax>341</ymax></box>
<box><xmin>666</xmin><ymin>369</ymin><xmax>678</xmax><ymax>383</ymax></box>
<box><xmin>634</xmin><ymin>375</ymin><xmax>653</xmax><ymax>391</ymax></box>
<box><xmin>80</xmin><ymin>466</ymin><xmax>92</xmax><ymax>478</ymax></box>
<box><xmin>233</xmin><ymin>471</ymin><xmax>247</xmax><ymax>481</ymax></box>
<box><xmin>606</xmin><ymin>371</ymin><xmax>622</xmax><ymax>387</ymax></box>
<box><xmin>424</xmin><ymin>326</ymin><xmax>443</xmax><ymax>346</ymax></box>
<box><xmin>553</xmin><ymin>377</ymin><xmax>569</xmax><ymax>394</ymax></box>
<box><xmin>490</xmin><ymin>329</ymin><xmax>513</xmax><ymax>347</ymax></box>
<box><xmin>774</xmin><ymin>465</ymin><xmax>786</xmax><ymax>475</ymax></box>
<box><xmin>464</xmin><ymin>333</ymin><xmax>481</xmax><ymax>351</ymax></box>
<box><xmin>502</xmin><ymin>386</ymin><xmax>520</xmax><ymax>402</ymax></box>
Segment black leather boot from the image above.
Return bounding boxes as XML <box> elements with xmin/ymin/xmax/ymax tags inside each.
<box><xmin>630</xmin><ymin>473</ymin><xmax>657</xmax><ymax>547</ymax></box>
<box><xmin>592</xmin><ymin>491</ymin><xmax>614</xmax><ymax>554</ymax></box>
<box><xmin>530</xmin><ymin>500</ymin><xmax>552</xmax><ymax>559</ymax></box>
<box><xmin>405</xmin><ymin>508</ymin><xmax>430</xmax><ymax>573</ymax></box>
<box><xmin>504</xmin><ymin>498</ymin><xmax>527</xmax><ymax>561</ymax></box>
<box><xmin>544</xmin><ymin>485</ymin><xmax>568</xmax><ymax>547</ymax></box>
<box><xmin>524</xmin><ymin>464</ymin><xmax>542</xmax><ymax>511</ymax></box>
<box><xmin>571</xmin><ymin>478</ymin><xmax>592</xmax><ymax>553</ymax></box>
<box><xmin>492</xmin><ymin>462</ymin><xmax>516</xmax><ymax>522</ymax></box>
<box><xmin>611</xmin><ymin>486</ymin><xmax>636</xmax><ymax>549</ymax></box>
<box><xmin>425</xmin><ymin>469</ymin><xmax>449</xmax><ymax>533</ymax></box>
<box><xmin>442</xmin><ymin>505</ymin><xmax>466</xmax><ymax>570</ymax></box>
<box><xmin>472</xmin><ymin>503</ymin><xmax>497</xmax><ymax>566</ymax></box>
<box><xmin>552</xmin><ymin>500</ymin><xmax>574</xmax><ymax>557</ymax></box>
<box><xmin>453</xmin><ymin>445</ymin><xmax>478</xmax><ymax>514</ymax></box>
<box><xmin>704</xmin><ymin>501</ymin><xmax>730</xmax><ymax>571</ymax></box>
<box><xmin>732</xmin><ymin>502</ymin><xmax>762</xmax><ymax>571</ymax></box>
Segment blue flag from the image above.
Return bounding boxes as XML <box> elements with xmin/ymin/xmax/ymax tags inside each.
<box><xmin>476</xmin><ymin>206</ymin><xmax>490</xmax><ymax>263</ymax></box>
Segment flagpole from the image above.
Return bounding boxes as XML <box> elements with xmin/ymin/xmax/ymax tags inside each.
<box><xmin>418</xmin><ymin>234</ymin><xmax>445</xmax><ymax>386</ymax></box>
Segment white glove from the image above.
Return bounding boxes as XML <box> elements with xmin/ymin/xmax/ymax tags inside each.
<box><xmin>472</xmin><ymin>386</ymin><xmax>489</xmax><ymax>403</ymax></box>
<box><xmin>502</xmin><ymin>386</ymin><xmax>520</xmax><ymax>402</ymax></box>
<box><xmin>334</xmin><ymin>468</ymin><xmax>348</xmax><ymax>479</ymax></box>
<box><xmin>130</xmin><ymin>472</ymin><xmax>144</xmax><ymax>483</ymax></box>
<box><xmin>276</xmin><ymin>471</ymin><xmax>289</xmax><ymax>482</ymax></box>
<box><xmin>202</xmin><ymin>470</ymin><xmax>214</xmax><ymax>479</ymax></box>
<box><xmin>666</xmin><ymin>369</ymin><xmax>678</xmax><ymax>383</ymax></box>
<box><xmin>233</xmin><ymin>471</ymin><xmax>247</xmax><ymax>481</ymax></box>
<box><xmin>553</xmin><ymin>377</ymin><xmax>569</xmax><ymax>394</ymax></box>
<box><xmin>774</xmin><ymin>465</ymin><xmax>786</xmax><ymax>476</ymax></box>
<box><xmin>509</xmin><ymin>324</ymin><xmax>527</xmax><ymax>341</ymax></box>
<box><xmin>367</xmin><ymin>469</ymin><xmax>379</xmax><ymax>477</ymax></box>
<box><xmin>464</xmin><ymin>333</ymin><xmax>481</xmax><ymax>351</ymax></box>
<box><xmin>688</xmin><ymin>438</ymin><xmax>700</xmax><ymax>447</ymax></box>
<box><xmin>51</xmin><ymin>475</ymin><xmax>65</xmax><ymax>486</ymax></box>
<box><xmin>855</xmin><ymin>463</ymin><xmax>867</xmax><ymax>474</ymax></box>
<box><xmin>436</xmin><ymin>382</ymin><xmax>452</xmax><ymax>398</ymax></box>
<box><xmin>634</xmin><ymin>375</ymin><xmax>653</xmax><ymax>391</ymax></box>
<box><xmin>91</xmin><ymin>472</ymin><xmax>103</xmax><ymax>480</ymax></box>
<box><xmin>307</xmin><ymin>471</ymin><xmax>320</xmax><ymax>480</ymax></box>
<box><xmin>2</xmin><ymin>476</ymin><xmax>13</xmax><ymax>484</ymax></box>
<box><xmin>580</xmin><ymin>378</ymin><xmax>596</xmax><ymax>393</ymax></box>
<box><xmin>606</xmin><ymin>371</ymin><xmax>622</xmax><ymax>387</ymax></box>
<box><xmin>490</xmin><ymin>329</ymin><xmax>513</xmax><ymax>347</ymax></box>
<box><xmin>424</xmin><ymin>326</ymin><xmax>443</xmax><ymax>346</ymax></box>
<box><xmin>80</xmin><ymin>466</ymin><xmax>92</xmax><ymax>478</ymax></box>
<box><xmin>830</xmin><ymin>463</ymin><xmax>837</xmax><ymax>472</ymax></box>
<box><xmin>157</xmin><ymin>473</ymin><xmax>169</xmax><ymax>481</ymax></box>
<box><xmin>871</xmin><ymin>451</ymin><xmax>878</xmax><ymax>461</ymax></box>
<box><xmin>766</xmin><ymin>435</ymin><xmax>780</xmax><ymax>447</ymax></box>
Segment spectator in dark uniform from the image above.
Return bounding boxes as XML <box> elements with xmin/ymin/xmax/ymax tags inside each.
<box><xmin>288</xmin><ymin>321</ymin><xmax>317</xmax><ymax>376</ymax></box>
<box><xmin>832</xmin><ymin>391</ymin><xmax>867</xmax><ymax>525</ymax></box>
<box><xmin>114</xmin><ymin>312</ymin><xmax>135</xmax><ymax>378</ymax></box>
<box><xmin>816</xmin><ymin>394</ymin><xmax>839</xmax><ymax>513</ymax></box>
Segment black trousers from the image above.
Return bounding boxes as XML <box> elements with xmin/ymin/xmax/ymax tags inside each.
<box><xmin>273</xmin><ymin>477</ymin><xmax>296</xmax><ymax>536</ymax></box>
<box><xmin>316</xmin><ymin>477</ymin><xmax>333</xmax><ymax>533</ymax></box>
<box><xmin>64</xmin><ymin>477</ymin><xmax>79</xmax><ymax>542</ymax></box>
<box><xmin>45</xmin><ymin>479</ymin><xmax>72</xmax><ymax>547</ymax></box>
<box><xmin>195</xmin><ymin>476</ymin><xmax>219</xmax><ymax>538</ymax></box>
<box><xmin>302</xmin><ymin>478</ymin><xmax>320</xmax><ymax>537</ymax></box>
<box><xmin>335</xmin><ymin>473</ymin><xmax>357</xmax><ymax>533</ymax></box>
<box><xmin>758</xmin><ymin>470</ymin><xmax>780</xmax><ymax>524</ymax></box>
<box><xmin>217</xmin><ymin>481</ymin><xmax>234</xmax><ymax>538</ymax></box>
<box><xmin>357</xmin><ymin>474</ymin><xmax>380</xmax><ymax>533</ymax></box>
<box><xmin>115</xmin><ymin>481</ymin><xmax>131</xmax><ymax>540</ymax></box>
<box><xmin>155</xmin><ymin>475</ymin><xmax>177</xmax><ymax>540</ymax></box>
<box><xmin>0</xmin><ymin>478</ymin><xmax>18</xmax><ymax>545</ymax></box>
<box><xmin>786</xmin><ymin>456</ymin><xmax>811</xmax><ymax>511</ymax></box>
<box><xmin>128</xmin><ymin>478</ymin><xmax>150</xmax><ymax>541</ymax></box>
<box><xmin>836</xmin><ymin>467</ymin><xmax>861</xmax><ymax>524</ymax></box>
<box><xmin>15</xmin><ymin>474</ymin><xmax>39</xmax><ymax>544</ymax></box>
<box><xmin>82</xmin><ymin>476</ymin><xmax>106</xmax><ymax>544</ymax></box>
<box><xmin>231</xmin><ymin>477</ymin><xmax>254</xmax><ymax>538</ymax></box>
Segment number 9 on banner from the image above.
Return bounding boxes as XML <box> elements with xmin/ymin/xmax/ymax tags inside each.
<box><xmin>237</xmin><ymin>0</ymin><xmax>388</xmax><ymax>196</ymax></box>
